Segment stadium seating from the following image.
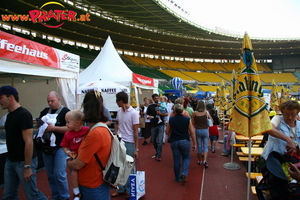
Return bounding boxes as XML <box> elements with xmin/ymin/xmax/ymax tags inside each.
<box><xmin>182</xmin><ymin>72</ymin><xmax>225</xmax><ymax>83</ymax></box>
<box><xmin>200</xmin><ymin>62</ymin><xmax>227</xmax><ymax>72</ymax></box>
<box><xmin>182</xmin><ymin>61</ymin><xmax>208</xmax><ymax>71</ymax></box>
<box><xmin>128</xmin><ymin>66</ymin><xmax>172</xmax><ymax>79</ymax></box>
<box><xmin>196</xmin><ymin>85</ymin><xmax>223</xmax><ymax>92</ymax></box>
<box><xmin>162</xmin><ymin>60</ymin><xmax>190</xmax><ymax>70</ymax></box>
<box><xmin>259</xmin><ymin>73</ymin><xmax>298</xmax><ymax>84</ymax></box>
<box><xmin>159</xmin><ymin>70</ymin><xmax>194</xmax><ymax>81</ymax></box>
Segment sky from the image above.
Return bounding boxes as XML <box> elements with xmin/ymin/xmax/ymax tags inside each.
<box><xmin>168</xmin><ymin>0</ymin><xmax>300</xmax><ymax>39</ymax></box>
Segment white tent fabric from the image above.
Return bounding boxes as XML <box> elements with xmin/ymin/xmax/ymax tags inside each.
<box><xmin>77</xmin><ymin>80</ymin><xmax>129</xmax><ymax>111</ymax></box>
<box><xmin>0</xmin><ymin>59</ymin><xmax>78</xmax><ymax>110</ymax></box>
<box><xmin>79</xmin><ymin>36</ymin><xmax>158</xmax><ymax>111</ymax></box>
<box><xmin>79</xmin><ymin>36</ymin><xmax>132</xmax><ymax>87</ymax></box>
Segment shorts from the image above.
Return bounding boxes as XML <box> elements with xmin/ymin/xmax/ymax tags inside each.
<box><xmin>209</xmin><ymin>135</ymin><xmax>219</xmax><ymax>141</ymax></box>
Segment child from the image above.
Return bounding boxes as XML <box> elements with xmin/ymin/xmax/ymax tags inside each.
<box><xmin>209</xmin><ymin>109</ymin><xmax>220</xmax><ymax>153</ymax></box>
<box><xmin>156</xmin><ymin>96</ymin><xmax>167</xmax><ymax>124</ymax></box>
<box><xmin>60</xmin><ymin>110</ymin><xmax>89</xmax><ymax>200</ymax></box>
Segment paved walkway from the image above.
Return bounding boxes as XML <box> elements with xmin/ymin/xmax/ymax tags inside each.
<box><xmin>0</xmin><ymin>131</ymin><xmax>258</xmax><ymax>200</ymax></box>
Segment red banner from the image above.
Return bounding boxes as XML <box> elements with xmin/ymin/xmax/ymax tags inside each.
<box><xmin>0</xmin><ymin>31</ymin><xmax>59</xmax><ymax>68</ymax></box>
<box><xmin>132</xmin><ymin>73</ymin><xmax>155</xmax><ymax>87</ymax></box>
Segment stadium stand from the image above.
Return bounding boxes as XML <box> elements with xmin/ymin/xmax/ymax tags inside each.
<box><xmin>290</xmin><ymin>85</ymin><xmax>300</xmax><ymax>93</ymax></box>
<box><xmin>197</xmin><ymin>85</ymin><xmax>228</xmax><ymax>92</ymax></box>
<box><xmin>259</xmin><ymin>73</ymin><xmax>298</xmax><ymax>84</ymax></box>
<box><xmin>218</xmin><ymin>73</ymin><xmax>234</xmax><ymax>82</ymax></box>
<box><xmin>218</xmin><ymin>63</ymin><xmax>239</xmax><ymax>72</ymax></box>
<box><xmin>182</xmin><ymin>61</ymin><xmax>208</xmax><ymax>71</ymax></box>
<box><xmin>141</xmin><ymin>57</ymin><xmax>170</xmax><ymax>69</ymax></box>
<box><xmin>125</xmin><ymin>55</ymin><xmax>150</xmax><ymax>66</ymax></box>
<box><xmin>162</xmin><ymin>60</ymin><xmax>190</xmax><ymax>70</ymax></box>
<box><xmin>159</xmin><ymin>70</ymin><xmax>194</xmax><ymax>81</ymax></box>
<box><xmin>201</xmin><ymin>62</ymin><xmax>227</xmax><ymax>72</ymax></box>
<box><xmin>182</xmin><ymin>72</ymin><xmax>225</xmax><ymax>83</ymax></box>
<box><xmin>128</xmin><ymin>66</ymin><xmax>172</xmax><ymax>80</ymax></box>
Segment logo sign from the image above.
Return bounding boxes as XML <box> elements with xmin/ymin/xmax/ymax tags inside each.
<box><xmin>0</xmin><ymin>31</ymin><xmax>79</xmax><ymax>72</ymax></box>
<box><xmin>1</xmin><ymin>1</ymin><xmax>91</xmax><ymax>28</ymax></box>
<box><xmin>132</xmin><ymin>73</ymin><xmax>155</xmax><ymax>87</ymax></box>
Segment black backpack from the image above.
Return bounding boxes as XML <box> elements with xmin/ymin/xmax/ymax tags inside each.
<box><xmin>256</xmin><ymin>151</ymin><xmax>289</xmax><ymax>200</ymax></box>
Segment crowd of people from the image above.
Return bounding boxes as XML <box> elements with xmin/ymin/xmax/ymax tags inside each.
<box><xmin>1</xmin><ymin>84</ymin><xmax>300</xmax><ymax>199</ymax></box>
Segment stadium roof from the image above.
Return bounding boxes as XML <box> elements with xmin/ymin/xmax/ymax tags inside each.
<box><xmin>1</xmin><ymin>0</ymin><xmax>300</xmax><ymax>60</ymax></box>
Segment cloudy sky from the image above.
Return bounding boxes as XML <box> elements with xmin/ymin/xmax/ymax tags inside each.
<box><xmin>171</xmin><ymin>0</ymin><xmax>300</xmax><ymax>38</ymax></box>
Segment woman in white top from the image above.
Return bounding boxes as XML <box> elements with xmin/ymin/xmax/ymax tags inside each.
<box><xmin>262</xmin><ymin>100</ymin><xmax>300</xmax><ymax>161</ymax></box>
<box><xmin>140</xmin><ymin>97</ymin><xmax>151</xmax><ymax>145</ymax></box>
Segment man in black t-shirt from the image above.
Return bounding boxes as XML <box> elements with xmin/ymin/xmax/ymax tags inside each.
<box><xmin>0</xmin><ymin>85</ymin><xmax>47</xmax><ymax>200</ymax></box>
<box><xmin>147</xmin><ymin>93</ymin><xmax>168</xmax><ymax>161</ymax></box>
<box><xmin>39</xmin><ymin>91</ymin><xmax>70</xmax><ymax>200</ymax></box>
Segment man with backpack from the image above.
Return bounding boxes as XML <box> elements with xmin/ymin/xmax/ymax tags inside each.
<box><xmin>111</xmin><ymin>91</ymin><xmax>139</xmax><ymax>199</ymax></box>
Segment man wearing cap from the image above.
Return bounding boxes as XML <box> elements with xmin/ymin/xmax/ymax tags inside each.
<box><xmin>0</xmin><ymin>85</ymin><xmax>47</xmax><ymax>200</ymax></box>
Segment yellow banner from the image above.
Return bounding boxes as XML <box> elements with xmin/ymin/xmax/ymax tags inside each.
<box><xmin>270</xmin><ymin>79</ymin><xmax>279</xmax><ymax>107</ymax></box>
<box><xmin>220</xmin><ymin>80</ymin><xmax>227</xmax><ymax>111</ymax></box>
<box><xmin>214</xmin><ymin>86</ymin><xmax>220</xmax><ymax>107</ymax></box>
<box><xmin>229</xmin><ymin>33</ymin><xmax>272</xmax><ymax>137</ymax></box>
<box><xmin>130</xmin><ymin>85</ymin><xmax>137</xmax><ymax>108</ymax></box>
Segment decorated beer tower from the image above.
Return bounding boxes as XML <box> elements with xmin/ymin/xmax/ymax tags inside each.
<box><xmin>228</xmin><ymin>33</ymin><xmax>272</xmax><ymax>200</ymax></box>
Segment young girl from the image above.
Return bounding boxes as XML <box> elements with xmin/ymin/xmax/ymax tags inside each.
<box><xmin>208</xmin><ymin>109</ymin><xmax>220</xmax><ymax>153</ymax></box>
<box><xmin>60</xmin><ymin>110</ymin><xmax>89</xmax><ymax>200</ymax></box>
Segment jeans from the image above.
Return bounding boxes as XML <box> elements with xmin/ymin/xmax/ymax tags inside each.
<box><xmin>117</xmin><ymin>142</ymin><xmax>135</xmax><ymax>194</ymax></box>
<box><xmin>196</xmin><ymin>129</ymin><xmax>209</xmax><ymax>153</ymax></box>
<box><xmin>43</xmin><ymin>148</ymin><xmax>69</xmax><ymax>200</ymax></box>
<box><xmin>2</xmin><ymin>157</ymin><xmax>48</xmax><ymax>200</ymax></box>
<box><xmin>170</xmin><ymin>140</ymin><xmax>191</xmax><ymax>182</ymax></box>
<box><xmin>223</xmin><ymin>135</ymin><xmax>231</xmax><ymax>154</ymax></box>
<box><xmin>79</xmin><ymin>181</ymin><xmax>110</xmax><ymax>200</ymax></box>
<box><xmin>151</xmin><ymin>124</ymin><xmax>164</xmax><ymax>157</ymax></box>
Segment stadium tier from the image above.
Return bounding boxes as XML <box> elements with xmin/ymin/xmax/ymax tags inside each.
<box><xmin>196</xmin><ymin>85</ymin><xmax>229</xmax><ymax>93</ymax></box>
<box><xmin>259</xmin><ymin>73</ymin><xmax>298</xmax><ymax>84</ymax></box>
<box><xmin>159</xmin><ymin>70</ymin><xmax>194</xmax><ymax>81</ymax></box>
<box><xmin>181</xmin><ymin>72</ymin><xmax>224</xmax><ymax>83</ymax></box>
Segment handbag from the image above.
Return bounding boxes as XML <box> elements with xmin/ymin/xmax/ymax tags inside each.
<box><xmin>207</xmin><ymin>112</ymin><xmax>213</xmax><ymax>127</ymax></box>
<box><xmin>129</xmin><ymin>160</ymin><xmax>145</xmax><ymax>200</ymax></box>
<box><xmin>139</xmin><ymin>117</ymin><xmax>145</xmax><ymax>128</ymax></box>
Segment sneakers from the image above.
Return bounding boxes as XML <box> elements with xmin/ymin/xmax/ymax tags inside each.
<box><xmin>212</xmin><ymin>149</ymin><xmax>215</xmax><ymax>153</ymax></box>
<box><xmin>158</xmin><ymin>119</ymin><xmax>162</xmax><ymax>124</ymax></box>
<box><xmin>221</xmin><ymin>152</ymin><xmax>229</xmax><ymax>157</ymax></box>
<box><xmin>74</xmin><ymin>193</ymin><xmax>81</xmax><ymax>200</ymax></box>
<box><xmin>198</xmin><ymin>161</ymin><xmax>203</xmax><ymax>165</ymax></box>
<box><xmin>204</xmin><ymin>162</ymin><xmax>208</xmax><ymax>169</ymax></box>
<box><xmin>156</xmin><ymin>156</ymin><xmax>162</xmax><ymax>161</ymax></box>
<box><xmin>142</xmin><ymin>141</ymin><xmax>147</xmax><ymax>145</ymax></box>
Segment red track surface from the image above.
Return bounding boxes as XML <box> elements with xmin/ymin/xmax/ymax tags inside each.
<box><xmin>0</xmin><ymin>132</ymin><xmax>258</xmax><ymax>200</ymax></box>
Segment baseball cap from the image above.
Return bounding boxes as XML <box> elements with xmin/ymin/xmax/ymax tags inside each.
<box><xmin>269</xmin><ymin>110</ymin><xmax>277</xmax><ymax>117</ymax></box>
<box><xmin>0</xmin><ymin>85</ymin><xmax>19</xmax><ymax>96</ymax></box>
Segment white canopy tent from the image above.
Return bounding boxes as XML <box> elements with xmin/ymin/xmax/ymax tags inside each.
<box><xmin>79</xmin><ymin>36</ymin><xmax>158</xmax><ymax>111</ymax></box>
<box><xmin>0</xmin><ymin>31</ymin><xmax>79</xmax><ymax>117</ymax></box>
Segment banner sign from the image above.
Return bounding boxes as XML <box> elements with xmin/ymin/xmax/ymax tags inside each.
<box><xmin>132</xmin><ymin>73</ymin><xmax>155</xmax><ymax>87</ymax></box>
<box><xmin>0</xmin><ymin>31</ymin><xmax>79</xmax><ymax>72</ymax></box>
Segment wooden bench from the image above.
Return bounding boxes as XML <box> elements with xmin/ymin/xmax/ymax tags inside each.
<box><xmin>236</xmin><ymin>151</ymin><xmax>245</xmax><ymax>156</ymax></box>
<box><xmin>251</xmin><ymin>186</ymin><xmax>257</xmax><ymax>195</ymax></box>
<box><xmin>239</xmin><ymin>157</ymin><xmax>255</xmax><ymax>162</ymax></box>
<box><xmin>233</xmin><ymin>143</ymin><xmax>244</xmax><ymax>147</ymax></box>
<box><xmin>245</xmin><ymin>172</ymin><xmax>262</xmax><ymax>180</ymax></box>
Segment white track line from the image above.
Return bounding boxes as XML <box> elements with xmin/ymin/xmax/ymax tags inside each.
<box><xmin>199</xmin><ymin>167</ymin><xmax>206</xmax><ymax>200</ymax></box>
